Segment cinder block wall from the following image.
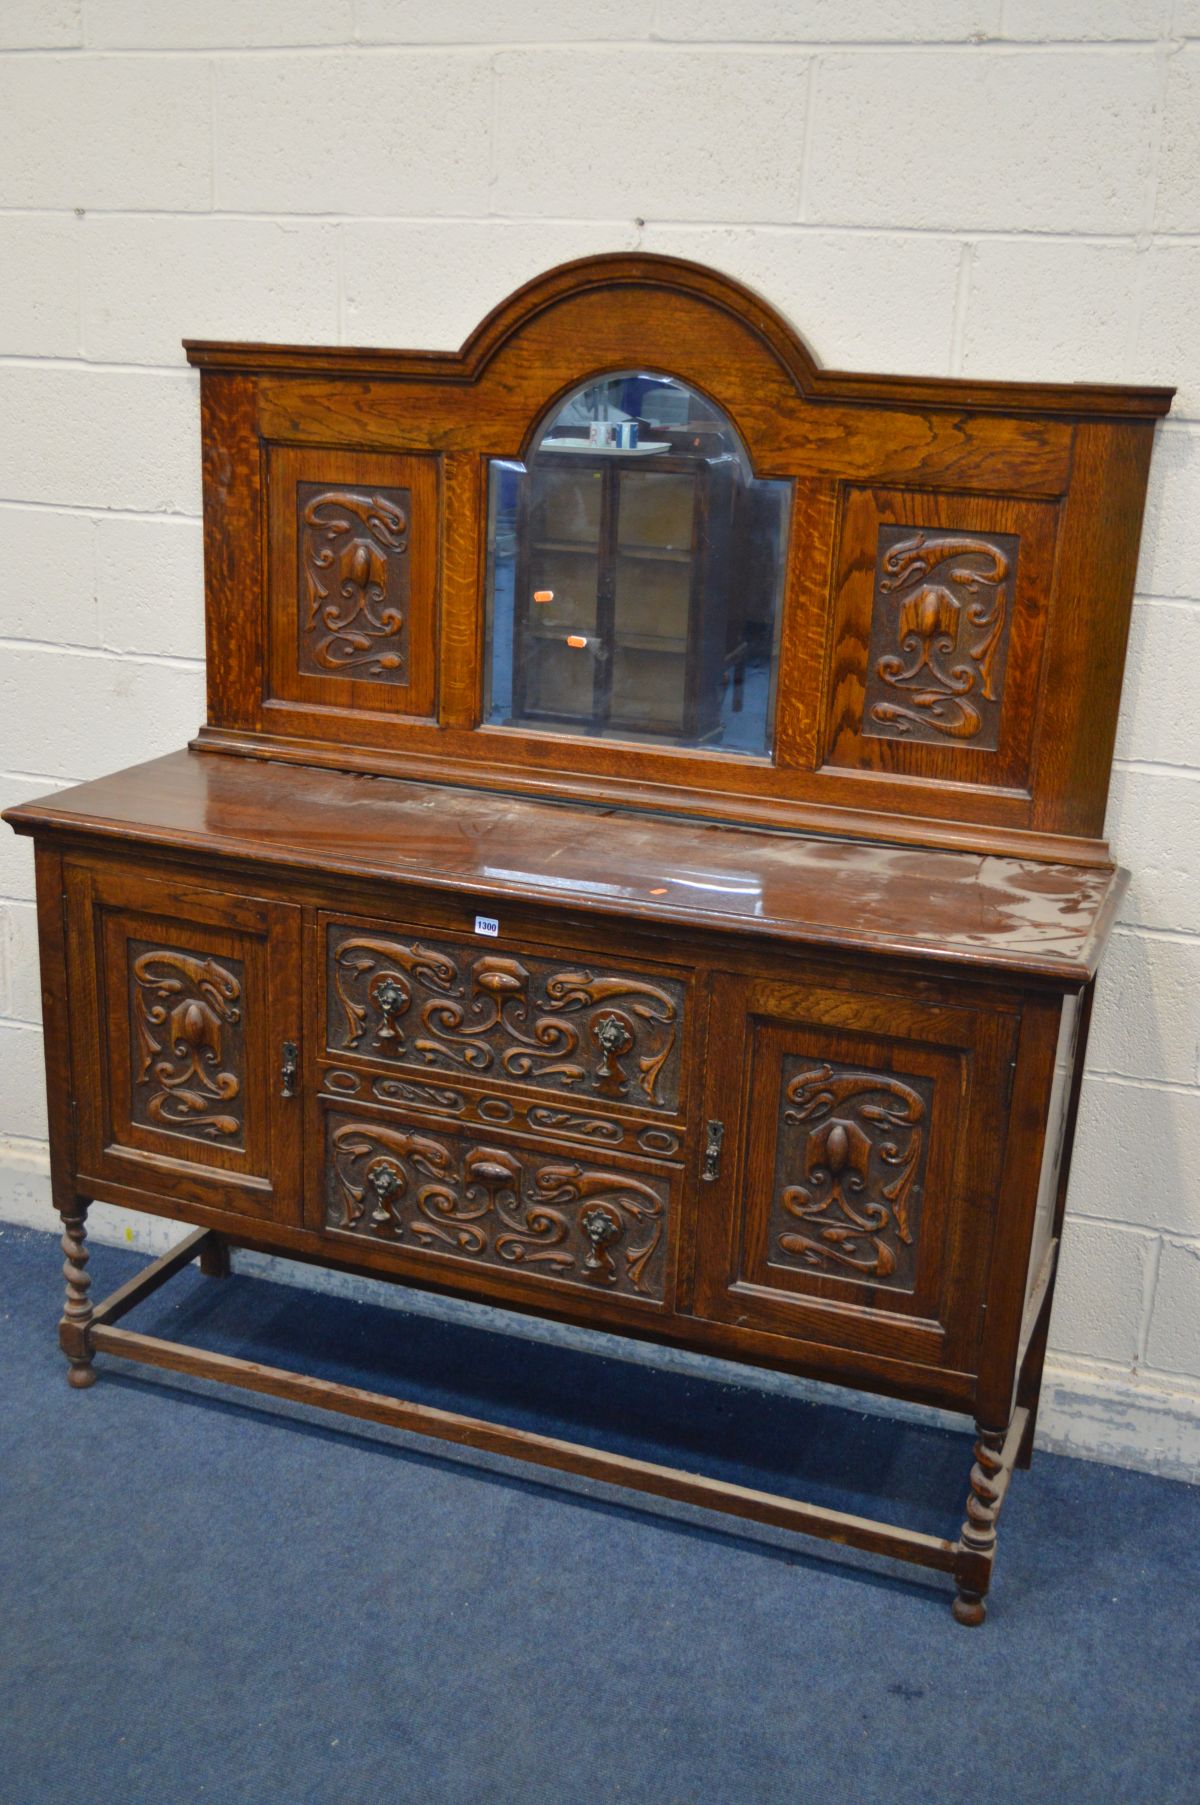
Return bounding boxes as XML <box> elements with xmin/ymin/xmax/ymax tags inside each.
<box><xmin>1</xmin><ymin>0</ymin><xmax>1197</xmax><ymax>1475</ymax></box>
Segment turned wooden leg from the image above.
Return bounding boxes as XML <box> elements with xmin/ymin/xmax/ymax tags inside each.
<box><xmin>58</xmin><ymin>1200</ymin><xmax>97</xmax><ymax>1389</ymax></box>
<box><xmin>198</xmin><ymin>1232</ymin><xmax>231</xmax><ymax>1279</ymax></box>
<box><xmin>952</xmin><ymin>1422</ymin><xmax>1007</xmax><ymax>1626</ymax></box>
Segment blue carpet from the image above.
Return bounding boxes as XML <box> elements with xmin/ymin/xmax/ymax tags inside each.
<box><xmin>1</xmin><ymin>1224</ymin><xmax>1197</xmax><ymax>1805</ymax></box>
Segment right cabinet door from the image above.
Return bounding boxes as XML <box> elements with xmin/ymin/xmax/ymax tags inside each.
<box><xmin>693</xmin><ymin>973</ymin><xmax>1019</xmax><ymax>1382</ymax></box>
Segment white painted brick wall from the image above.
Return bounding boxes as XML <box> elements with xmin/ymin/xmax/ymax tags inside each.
<box><xmin>1089</xmin><ymin>929</ymin><xmax>1200</xmax><ymax>1089</ymax></box>
<box><xmin>493</xmin><ymin>49</ymin><xmax>812</xmax><ymax>220</ymax></box>
<box><xmin>94</xmin><ymin>517</ymin><xmax>206</xmax><ymax>660</ymax></box>
<box><xmin>0</xmin><ymin>1</ymin><xmax>80</xmax><ymax>50</ymax></box>
<box><xmin>0</xmin><ymin>0</ymin><xmax>1196</xmax><ymax>1472</ymax></box>
<box><xmin>0</xmin><ymin>1021</ymin><xmax>48</xmax><ymax>1142</ymax></box>
<box><xmin>1145</xmin><ymin>1240</ymin><xmax>1200</xmax><ymax>1373</ymax></box>
<box><xmin>0</xmin><ymin>369</ymin><xmax>200</xmax><ymax>513</ymax></box>
<box><xmin>1138</xmin><ymin>422</ymin><xmax>1200</xmax><ymax>597</ymax></box>
<box><xmin>0</xmin><ymin>53</ymin><xmax>212</xmax><ymax>210</ymax></box>
<box><xmin>3</xmin><ymin>900</ymin><xmax>41</xmax><ymax>1024</ymax></box>
<box><xmin>81</xmin><ymin>218</ymin><xmax>342</xmax><ymax>365</ymax></box>
<box><xmin>639</xmin><ymin>224</ymin><xmax>965</xmax><ymax>373</ymax></box>
<box><xmin>215</xmin><ymin>53</ymin><xmax>494</xmax><ymax>214</ymax></box>
<box><xmin>805</xmin><ymin>50</ymin><xmax>1161</xmax><ymax>232</ymax></box>
<box><xmin>83</xmin><ymin>0</ymin><xmax>356</xmax><ymax>49</ymax></box>
<box><xmin>0</xmin><ymin>217</ymin><xmax>80</xmax><ymax>357</ymax></box>
<box><xmin>0</xmin><ymin>504</ymin><xmax>96</xmax><ymax>643</ymax></box>
<box><xmin>0</xmin><ymin>775</ymin><xmax>68</xmax><ymax>900</ymax></box>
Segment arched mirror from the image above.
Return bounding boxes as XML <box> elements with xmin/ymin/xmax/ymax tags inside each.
<box><xmin>484</xmin><ymin>372</ymin><xmax>790</xmax><ymax>755</ymax></box>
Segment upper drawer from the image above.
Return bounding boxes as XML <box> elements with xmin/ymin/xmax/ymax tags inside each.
<box><xmin>321</xmin><ymin>913</ymin><xmax>690</xmax><ymax>1117</ymax></box>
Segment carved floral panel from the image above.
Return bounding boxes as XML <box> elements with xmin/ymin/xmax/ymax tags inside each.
<box><xmin>325</xmin><ymin>1112</ymin><xmax>669</xmax><ymax>1301</ymax></box>
<box><xmin>128</xmin><ymin>941</ymin><xmax>246</xmax><ymax>1147</ymax></box>
<box><xmin>863</xmin><ymin>527</ymin><xmax>1019</xmax><ymax>749</ymax></box>
<box><xmin>297</xmin><ymin>482</ymin><xmax>411</xmax><ymax>683</ymax></box>
<box><xmin>326</xmin><ymin>924</ymin><xmax>685</xmax><ymax>1112</ymax></box>
<box><xmin>767</xmin><ymin>1058</ymin><xmax>934</xmax><ymax>1292</ymax></box>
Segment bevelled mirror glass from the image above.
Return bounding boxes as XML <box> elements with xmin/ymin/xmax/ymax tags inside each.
<box><xmin>484</xmin><ymin>372</ymin><xmax>790</xmax><ymax>755</ymax></box>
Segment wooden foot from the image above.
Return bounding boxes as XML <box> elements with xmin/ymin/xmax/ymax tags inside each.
<box><xmin>951</xmin><ymin>1421</ymin><xmax>1007</xmax><ymax>1626</ymax></box>
<box><xmin>59</xmin><ymin>1201</ymin><xmax>97</xmax><ymax>1389</ymax></box>
<box><xmin>198</xmin><ymin>1233</ymin><xmax>231</xmax><ymax>1279</ymax></box>
<box><xmin>951</xmin><ymin>1589</ymin><xmax>987</xmax><ymax>1627</ymax></box>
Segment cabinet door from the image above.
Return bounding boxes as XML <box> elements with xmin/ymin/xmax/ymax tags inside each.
<box><xmin>65</xmin><ymin>863</ymin><xmax>302</xmax><ymax>1221</ymax></box>
<box><xmin>693</xmin><ymin>974</ymin><xmax>1018</xmax><ymax>1378</ymax></box>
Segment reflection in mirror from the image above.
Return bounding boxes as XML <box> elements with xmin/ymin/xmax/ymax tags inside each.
<box><xmin>485</xmin><ymin>372</ymin><xmax>790</xmax><ymax>757</ymax></box>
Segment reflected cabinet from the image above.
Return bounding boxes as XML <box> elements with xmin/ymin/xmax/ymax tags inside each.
<box><xmin>5</xmin><ymin>253</ymin><xmax>1171</xmax><ymax>1626</ymax></box>
<box><xmin>486</xmin><ymin>372</ymin><xmax>788</xmax><ymax>751</ymax></box>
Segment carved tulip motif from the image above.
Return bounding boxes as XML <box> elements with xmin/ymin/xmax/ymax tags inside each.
<box><xmin>773</xmin><ymin>1061</ymin><xmax>932</xmax><ymax>1288</ymax></box>
<box><xmin>130</xmin><ymin>947</ymin><xmax>244</xmax><ymax>1142</ymax></box>
<box><xmin>865</xmin><ymin>528</ymin><xmax>1017</xmax><ymax>747</ymax></box>
<box><xmin>300</xmin><ymin>485</ymin><xmax>410</xmax><ymax>679</ymax></box>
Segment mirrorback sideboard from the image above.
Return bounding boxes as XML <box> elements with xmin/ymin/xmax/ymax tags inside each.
<box><xmin>4</xmin><ymin>253</ymin><xmax>1172</xmax><ymax>1624</ymax></box>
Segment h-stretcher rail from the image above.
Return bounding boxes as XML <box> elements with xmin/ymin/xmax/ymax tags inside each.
<box><xmin>78</xmin><ymin>1228</ymin><xmax>1029</xmax><ymax>1619</ymax></box>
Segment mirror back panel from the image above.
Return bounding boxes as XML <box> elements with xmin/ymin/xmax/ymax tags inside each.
<box><xmin>187</xmin><ymin>252</ymin><xmax>1171</xmax><ymax>863</ymax></box>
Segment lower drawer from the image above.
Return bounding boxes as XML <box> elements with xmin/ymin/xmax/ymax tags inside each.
<box><xmin>314</xmin><ymin>1099</ymin><xmax>679</xmax><ymax>1312</ymax></box>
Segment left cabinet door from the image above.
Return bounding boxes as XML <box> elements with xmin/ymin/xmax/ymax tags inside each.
<box><xmin>64</xmin><ymin>862</ymin><xmax>302</xmax><ymax>1222</ymax></box>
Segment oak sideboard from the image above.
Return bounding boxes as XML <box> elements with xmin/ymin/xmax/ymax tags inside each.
<box><xmin>5</xmin><ymin>253</ymin><xmax>1172</xmax><ymax>1624</ymax></box>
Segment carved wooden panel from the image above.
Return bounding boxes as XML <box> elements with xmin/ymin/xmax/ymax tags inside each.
<box><xmin>691</xmin><ymin>973</ymin><xmax>1021</xmax><ymax>1372</ymax></box>
<box><xmin>324</xmin><ymin>921</ymin><xmax>686</xmax><ymax>1113</ymax></box>
<box><xmin>766</xmin><ymin>1058</ymin><xmax>935</xmax><ymax>1293</ymax></box>
<box><xmin>297</xmin><ymin>482</ymin><xmax>411</xmax><ymax>683</ymax></box>
<box><xmin>324</xmin><ymin>1110</ymin><xmax>670</xmax><ymax>1301</ymax></box>
<box><xmin>822</xmin><ymin>486</ymin><xmax>1059</xmax><ymax>798</ymax></box>
<box><xmin>63</xmin><ymin>864</ymin><xmax>303</xmax><ymax>1221</ymax></box>
<box><xmin>195</xmin><ymin>257</ymin><xmax>1166</xmax><ymax>853</ymax></box>
<box><xmin>320</xmin><ymin>1064</ymin><xmax>684</xmax><ymax>1159</ymax></box>
<box><xmin>862</xmin><ymin>528</ymin><xmax>1018</xmax><ymax>749</ymax></box>
<box><xmin>128</xmin><ymin>941</ymin><xmax>246</xmax><ymax>1149</ymax></box>
<box><xmin>265</xmin><ymin>445</ymin><xmax>438</xmax><ymax>726</ymax></box>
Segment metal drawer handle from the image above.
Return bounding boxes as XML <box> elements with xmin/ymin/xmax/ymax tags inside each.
<box><xmin>280</xmin><ymin>1041</ymin><xmax>298</xmax><ymax>1099</ymax></box>
<box><xmin>702</xmin><ymin>1119</ymin><xmax>724</xmax><ymax>1182</ymax></box>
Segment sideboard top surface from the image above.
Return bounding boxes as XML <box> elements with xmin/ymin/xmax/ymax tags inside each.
<box><xmin>5</xmin><ymin>750</ymin><xmax>1122</xmax><ymax>983</ymax></box>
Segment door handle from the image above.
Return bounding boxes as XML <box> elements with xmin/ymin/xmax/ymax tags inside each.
<box><xmin>701</xmin><ymin>1119</ymin><xmax>724</xmax><ymax>1182</ymax></box>
<box><xmin>280</xmin><ymin>1041</ymin><xmax>298</xmax><ymax>1099</ymax></box>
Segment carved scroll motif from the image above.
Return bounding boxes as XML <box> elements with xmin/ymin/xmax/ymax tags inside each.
<box><xmin>527</xmin><ymin>1104</ymin><xmax>625</xmax><ymax>1144</ymax></box>
<box><xmin>328</xmin><ymin>929</ymin><xmax>684</xmax><ymax>1112</ymax></box>
<box><xmin>129</xmin><ymin>945</ymin><xmax>245</xmax><ymax>1145</ymax></box>
<box><xmin>327</xmin><ymin>1118</ymin><xmax>668</xmax><ymax>1300</ymax></box>
<box><xmin>319</xmin><ymin>1065</ymin><xmax>656</xmax><ymax>1153</ymax></box>
<box><xmin>298</xmin><ymin>484</ymin><xmax>411</xmax><ymax>680</ymax></box>
<box><xmin>863</xmin><ymin>528</ymin><xmax>1019</xmax><ymax>748</ymax></box>
<box><xmin>769</xmin><ymin>1061</ymin><xmax>934</xmax><ymax>1290</ymax></box>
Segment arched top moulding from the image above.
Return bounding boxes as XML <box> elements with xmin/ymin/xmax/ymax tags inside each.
<box><xmin>185</xmin><ymin>251</ymin><xmax>1171</xmax><ymax>420</ymax></box>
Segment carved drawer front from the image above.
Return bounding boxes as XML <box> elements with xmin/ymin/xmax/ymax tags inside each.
<box><xmin>64</xmin><ymin>864</ymin><xmax>302</xmax><ymax>1221</ymax></box>
<box><xmin>693</xmin><ymin>974</ymin><xmax>1018</xmax><ymax>1375</ymax></box>
<box><xmin>322</xmin><ymin>914</ymin><xmax>688</xmax><ymax>1117</ymax></box>
<box><xmin>318</xmin><ymin>1063</ymin><xmax>684</xmax><ymax>1162</ymax></box>
<box><xmin>318</xmin><ymin>1102</ymin><xmax>674</xmax><ymax>1309</ymax></box>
